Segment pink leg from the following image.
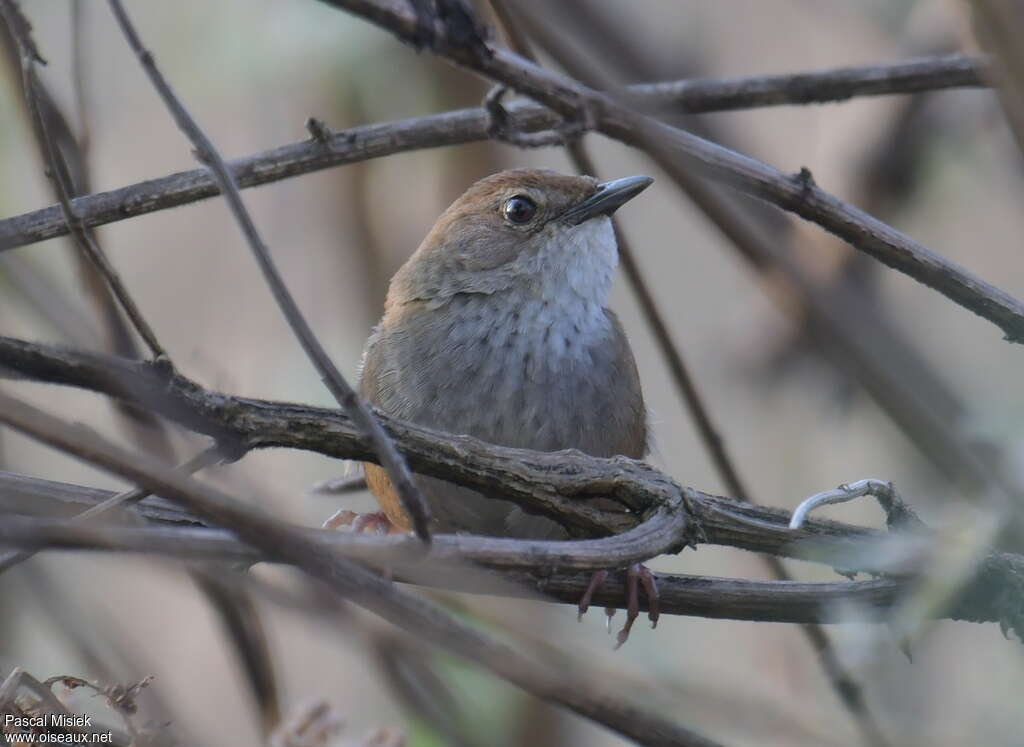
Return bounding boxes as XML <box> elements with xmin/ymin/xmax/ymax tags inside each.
<box><xmin>322</xmin><ymin>510</ymin><xmax>403</xmax><ymax>535</ymax></box>
<box><xmin>577</xmin><ymin>564</ymin><xmax>660</xmax><ymax>648</ymax></box>
<box><xmin>577</xmin><ymin>569</ymin><xmax>608</xmax><ymax>622</ymax></box>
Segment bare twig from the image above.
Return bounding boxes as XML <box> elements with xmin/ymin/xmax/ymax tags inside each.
<box><xmin>0</xmin><ymin>0</ymin><xmax>166</xmax><ymax>359</ymax></box>
<box><xmin>625</xmin><ymin>53</ymin><xmax>987</xmax><ymax>112</ymax></box>
<box><xmin>103</xmin><ymin>0</ymin><xmax>432</xmax><ymax>543</ymax></box>
<box><xmin>790</xmin><ymin>479</ymin><xmax>921</xmax><ymax>531</ymax></box>
<box><xmin>0</xmin><ymin>334</ymin><xmax>687</xmax><ymax>536</ymax></box>
<box><xmin>0</xmin><ymin>444</ymin><xmax>223</xmax><ymax>573</ymax></box>
<box><xmin>0</xmin><ymin>389</ymin><xmax>721</xmax><ymax>747</ymax></box>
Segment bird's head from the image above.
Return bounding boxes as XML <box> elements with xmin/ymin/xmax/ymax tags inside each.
<box><xmin>385</xmin><ymin>168</ymin><xmax>652</xmax><ymax>312</ymax></box>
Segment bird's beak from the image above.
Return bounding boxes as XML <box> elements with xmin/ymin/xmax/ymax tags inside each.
<box><xmin>561</xmin><ymin>175</ymin><xmax>654</xmax><ymax>225</ymax></box>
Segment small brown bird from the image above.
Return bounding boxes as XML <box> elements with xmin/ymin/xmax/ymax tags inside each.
<box><xmin>356</xmin><ymin>168</ymin><xmax>655</xmax><ymax>642</ymax></box>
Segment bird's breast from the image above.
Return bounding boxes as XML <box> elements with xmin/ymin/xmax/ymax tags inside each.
<box><xmin>364</xmin><ymin>292</ymin><xmax>643</xmax><ymax>458</ymax></box>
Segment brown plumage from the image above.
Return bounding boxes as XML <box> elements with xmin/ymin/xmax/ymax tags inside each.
<box><xmin>359</xmin><ymin>168</ymin><xmax>651</xmax><ymax>538</ymax></box>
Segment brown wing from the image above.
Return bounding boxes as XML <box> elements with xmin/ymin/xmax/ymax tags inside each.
<box><xmin>363</xmin><ymin>462</ymin><xmax>413</xmax><ymax>531</ymax></box>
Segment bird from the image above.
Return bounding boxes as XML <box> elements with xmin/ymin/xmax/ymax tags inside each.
<box><xmin>352</xmin><ymin>168</ymin><xmax>655</xmax><ymax>644</ymax></box>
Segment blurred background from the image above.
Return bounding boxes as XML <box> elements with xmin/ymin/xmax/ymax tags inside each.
<box><xmin>1</xmin><ymin>0</ymin><xmax>1023</xmax><ymax>745</ymax></box>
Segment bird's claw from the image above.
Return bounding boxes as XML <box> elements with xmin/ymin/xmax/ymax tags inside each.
<box><xmin>577</xmin><ymin>569</ymin><xmax>607</xmax><ymax>622</ymax></box>
<box><xmin>577</xmin><ymin>564</ymin><xmax>659</xmax><ymax>648</ymax></box>
<box><xmin>323</xmin><ymin>509</ymin><xmax>401</xmax><ymax>535</ymax></box>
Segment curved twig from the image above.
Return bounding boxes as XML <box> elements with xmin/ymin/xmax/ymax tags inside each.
<box><xmin>0</xmin><ymin>514</ymin><xmax>1015</xmax><ymax>630</ymax></box>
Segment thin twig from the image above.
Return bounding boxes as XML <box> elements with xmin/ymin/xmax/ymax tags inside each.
<box><xmin>0</xmin><ymin>444</ymin><xmax>223</xmax><ymax>574</ymax></box>
<box><xmin>625</xmin><ymin>53</ymin><xmax>987</xmax><ymax>112</ymax></box>
<box><xmin>0</xmin><ymin>334</ymin><xmax>684</xmax><ymax>536</ymax></box>
<box><xmin>103</xmin><ymin>0</ymin><xmax>432</xmax><ymax>542</ymax></box>
<box><xmin>0</xmin><ymin>389</ymin><xmax>722</xmax><ymax>747</ymax></box>
<box><xmin>0</xmin><ymin>0</ymin><xmax>166</xmax><ymax>359</ymax></box>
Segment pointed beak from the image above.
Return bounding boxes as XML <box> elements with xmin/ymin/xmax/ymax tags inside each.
<box><xmin>561</xmin><ymin>175</ymin><xmax>654</xmax><ymax>226</ymax></box>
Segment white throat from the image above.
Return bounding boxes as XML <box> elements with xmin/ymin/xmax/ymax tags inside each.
<box><xmin>525</xmin><ymin>216</ymin><xmax>617</xmax><ymax>343</ymax></box>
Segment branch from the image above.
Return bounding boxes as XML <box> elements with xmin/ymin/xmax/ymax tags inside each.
<box><xmin>626</xmin><ymin>53</ymin><xmax>987</xmax><ymax>112</ymax></box>
<box><xmin>0</xmin><ymin>479</ymin><xmax>1019</xmax><ymax>630</ymax></box>
<box><xmin>0</xmin><ymin>55</ymin><xmax>988</xmax><ymax>249</ymax></box>
<box><xmin>0</xmin><ymin>335</ymin><xmax>684</xmax><ymax>538</ymax></box>
<box><xmin>0</xmin><ymin>515</ymin><xmax>953</xmax><ymax>624</ymax></box>
<box><xmin>2</xmin><ymin>334</ymin><xmax>1023</xmax><ymax>638</ymax></box>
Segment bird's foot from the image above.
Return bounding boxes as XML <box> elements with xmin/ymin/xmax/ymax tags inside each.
<box><xmin>577</xmin><ymin>564</ymin><xmax>660</xmax><ymax>649</ymax></box>
<box><xmin>322</xmin><ymin>509</ymin><xmax>404</xmax><ymax>535</ymax></box>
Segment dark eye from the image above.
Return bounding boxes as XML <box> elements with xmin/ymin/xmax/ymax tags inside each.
<box><xmin>502</xmin><ymin>195</ymin><xmax>537</xmax><ymax>224</ymax></box>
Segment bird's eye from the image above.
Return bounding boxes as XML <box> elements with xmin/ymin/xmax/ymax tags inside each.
<box><xmin>502</xmin><ymin>195</ymin><xmax>537</xmax><ymax>224</ymax></box>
